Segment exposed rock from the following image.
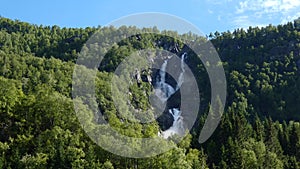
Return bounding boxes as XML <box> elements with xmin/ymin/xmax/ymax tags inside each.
<box><xmin>134</xmin><ymin>68</ymin><xmax>142</xmax><ymax>84</ymax></box>
<box><xmin>169</xmin><ymin>42</ymin><xmax>179</xmax><ymax>53</ymax></box>
<box><xmin>147</xmin><ymin>75</ymin><xmax>152</xmax><ymax>83</ymax></box>
<box><xmin>140</xmin><ymin>69</ymin><xmax>152</xmax><ymax>84</ymax></box>
<box><xmin>157</xmin><ymin>111</ymin><xmax>174</xmax><ymax>131</ymax></box>
<box><xmin>297</xmin><ymin>59</ymin><xmax>300</xmax><ymax>69</ymax></box>
<box><xmin>135</xmin><ymin>34</ymin><xmax>141</xmax><ymax>41</ymax></box>
<box><xmin>166</xmin><ymin>89</ymin><xmax>181</xmax><ymax>109</ymax></box>
<box><xmin>149</xmin><ymin>94</ymin><xmax>166</xmax><ymax>116</ymax></box>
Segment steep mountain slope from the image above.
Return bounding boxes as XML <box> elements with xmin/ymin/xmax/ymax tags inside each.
<box><xmin>0</xmin><ymin>17</ymin><xmax>299</xmax><ymax>168</ymax></box>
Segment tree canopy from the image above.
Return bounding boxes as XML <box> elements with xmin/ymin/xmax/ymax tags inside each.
<box><xmin>0</xmin><ymin>17</ymin><xmax>300</xmax><ymax>168</ymax></box>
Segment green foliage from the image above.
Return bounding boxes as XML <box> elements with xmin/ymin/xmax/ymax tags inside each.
<box><xmin>0</xmin><ymin>16</ymin><xmax>300</xmax><ymax>168</ymax></box>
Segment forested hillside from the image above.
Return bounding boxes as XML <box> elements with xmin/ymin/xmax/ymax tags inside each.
<box><xmin>0</xmin><ymin>16</ymin><xmax>300</xmax><ymax>168</ymax></box>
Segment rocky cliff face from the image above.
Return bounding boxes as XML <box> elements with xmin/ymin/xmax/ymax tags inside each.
<box><xmin>132</xmin><ymin>53</ymin><xmax>187</xmax><ymax>134</ymax></box>
<box><xmin>126</xmin><ymin>35</ymin><xmax>205</xmax><ymax>135</ymax></box>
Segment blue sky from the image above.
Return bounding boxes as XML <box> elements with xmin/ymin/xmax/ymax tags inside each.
<box><xmin>1</xmin><ymin>0</ymin><xmax>300</xmax><ymax>35</ymax></box>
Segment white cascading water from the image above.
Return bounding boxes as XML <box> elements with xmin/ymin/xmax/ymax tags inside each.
<box><xmin>156</xmin><ymin>53</ymin><xmax>187</xmax><ymax>139</ymax></box>
<box><xmin>176</xmin><ymin>53</ymin><xmax>186</xmax><ymax>90</ymax></box>
<box><xmin>155</xmin><ymin>60</ymin><xmax>175</xmax><ymax>102</ymax></box>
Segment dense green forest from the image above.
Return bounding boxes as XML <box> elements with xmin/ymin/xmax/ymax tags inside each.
<box><xmin>0</xmin><ymin>16</ymin><xmax>300</xmax><ymax>168</ymax></box>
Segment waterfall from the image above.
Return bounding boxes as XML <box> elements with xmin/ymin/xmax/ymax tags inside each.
<box><xmin>176</xmin><ymin>53</ymin><xmax>186</xmax><ymax>90</ymax></box>
<box><xmin>155</xmin><ymin>59</ymin><xmax>175</xmax><ymax>102</ymax></box>
<box><xmin>160</xmin><ymin>108</ymin><xmax>184</xmax><ymax>138</ymax></box>
<box><xmin>156</xmin><ymin>53</ymin><xmax>187</xmax><ymax>139</ymax></box>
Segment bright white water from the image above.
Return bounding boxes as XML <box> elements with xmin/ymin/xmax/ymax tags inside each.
<box><xmin>156</xmin><ymin>53</ymin><xmax>187</xmax><ymax>139</ymax></box>
<box><xmin>155</xmin><ymin>60</ymin><xmax>175</xmax><ymax>102</ymax></box>
<box><xmin>176</xmin><ymin>53</ymin><xmax>186</xmax><ymax>90</ymax></box>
